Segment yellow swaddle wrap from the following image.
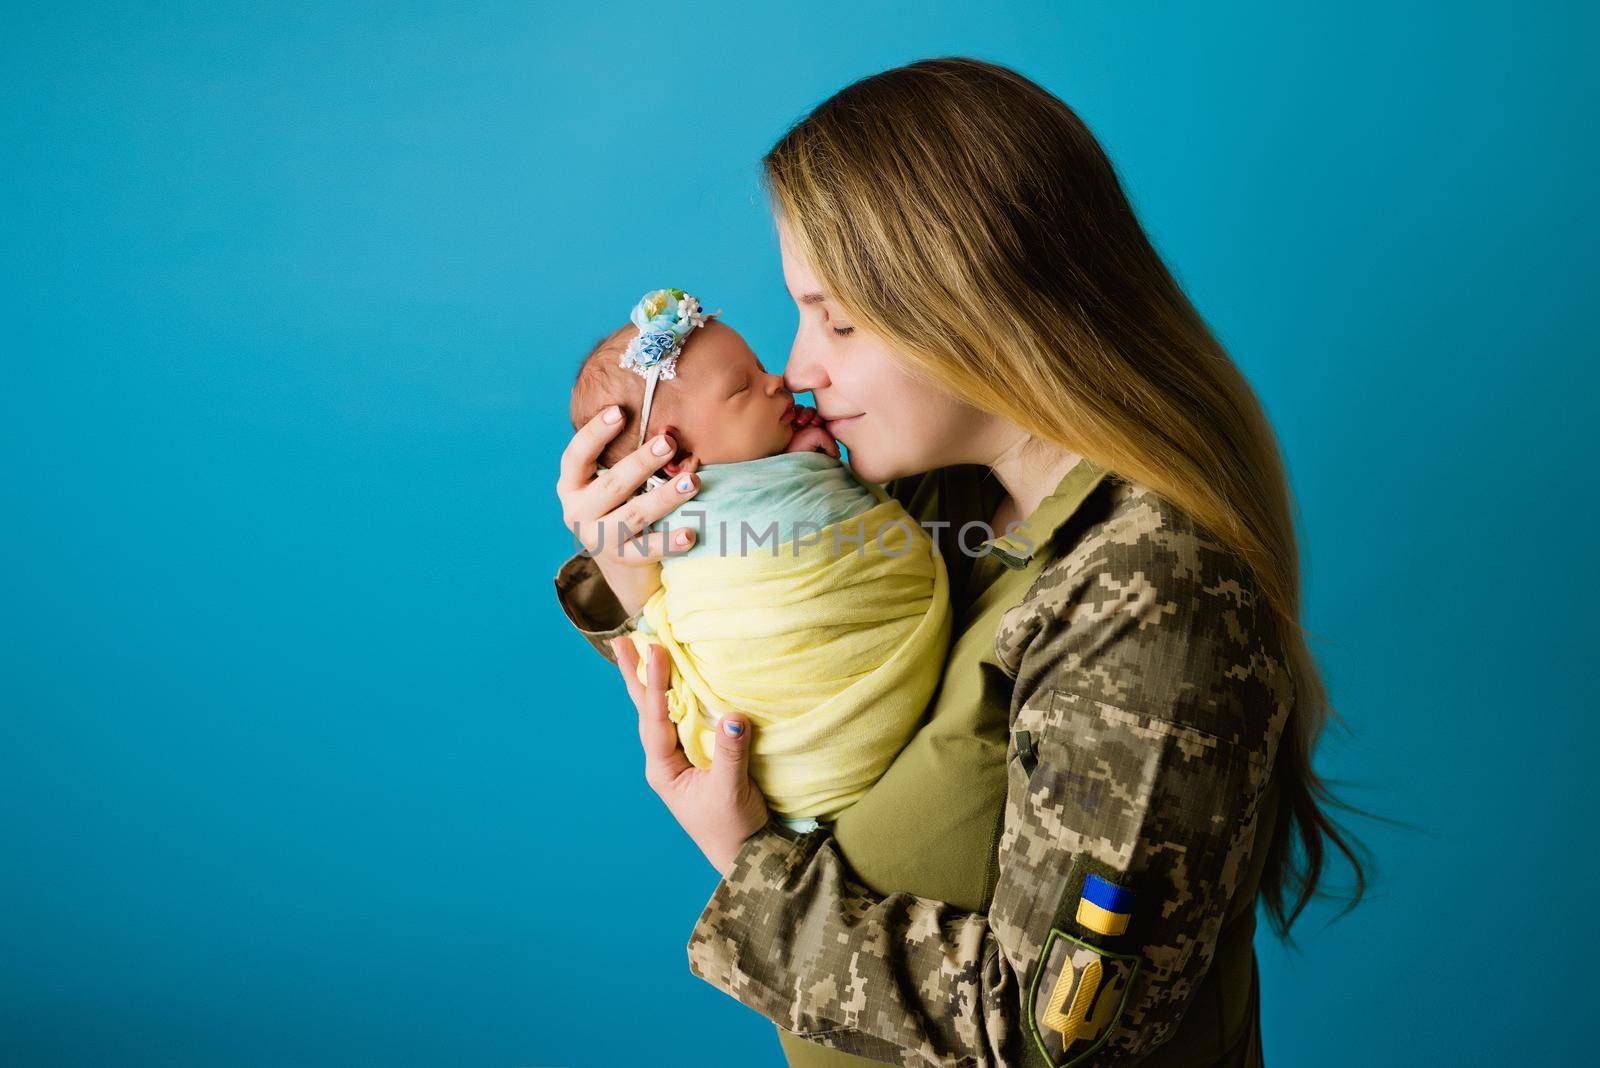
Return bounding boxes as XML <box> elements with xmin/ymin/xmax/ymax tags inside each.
<box><xmin>626</xmin><ymin>453</ymin><xmax>951</xmax><ymax>823</ymax></box>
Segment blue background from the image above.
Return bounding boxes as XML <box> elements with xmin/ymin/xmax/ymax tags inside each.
<box><xmin>4</xmin><ymin>2</ymin><xmax>1594</xmax><ymax>1065</ymax></box>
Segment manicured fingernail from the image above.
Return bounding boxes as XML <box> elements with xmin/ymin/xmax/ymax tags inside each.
<box><xmin>652</xmin><ymin>436</ymin><xmax>672</xmax><ymax>455</ymax></box>
<box><xmin>723</xmin><ymin>719</ymin><xmax>743</xmax><ymax>737</ymax></box>
<box><xmin>677</xmin><ymin>476</ymin><xmax>694</xmax><ymax>492</ymax></box>
<box><xmin>602</xmin><ymin>406</ymin><xmax>622</xmax><ymax>424</ymax></box>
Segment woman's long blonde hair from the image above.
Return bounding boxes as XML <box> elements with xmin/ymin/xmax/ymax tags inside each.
<box><xmin>764</xmin><ymin>57</ymin><xmax>1364</xmax><ymax>936</ymax></box>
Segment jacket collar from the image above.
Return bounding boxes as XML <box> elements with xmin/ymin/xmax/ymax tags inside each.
<box><xmin>979</xmin><ymin>457</ymin><xmax>1110</xmax><ymax>570</ymax></box>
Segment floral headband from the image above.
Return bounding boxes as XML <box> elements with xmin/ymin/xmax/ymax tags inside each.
<box><xmin>620</xmin><ymin>287</ymin><xmax>720</xmax><ymax>451</ymax></box>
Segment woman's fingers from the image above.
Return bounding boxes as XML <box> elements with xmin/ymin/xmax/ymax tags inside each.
<box><xmin>558</xmin><ymin>405</ymin><xmax>625</xmax><ymax>496</ymax></box>
<box><xmin>594</xmin><ymin>433</ymin><xmax>678</xmax><ymax>511</ymax></box>
<box><xmin>610</xmin><ymin>527</ymin><xmax>699</xmax><ymax>564</ymax></box>
<box><xmin>588</xmin><ymin>461</ymin><xmax>702</xmax><ymax>563</ymax></box>
<box><xmin>638</xmin><ymin>645</ymin><xmax>693</xmax><ymax>790</ymax></box>
<box><xmin>558</xmin><ymin>410</ymin><xmax>703</xmax><ymax>561</ymax></box>
<box><xmin>611</xmin><ymin>635</ymin><xmax>645</xmax><ymax>710</ymax></box>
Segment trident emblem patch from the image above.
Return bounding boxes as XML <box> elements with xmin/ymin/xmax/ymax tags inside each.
<box><xmin>1026</xmin><ymin>928</ymin><xmax>1140</xmax><ymax>1066</ymax></box>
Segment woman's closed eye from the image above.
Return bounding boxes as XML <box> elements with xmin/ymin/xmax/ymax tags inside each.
<box><xmin>831</xmin><ymin>325</ymin><xmax>855</xmax><ymax>337</ymax></box>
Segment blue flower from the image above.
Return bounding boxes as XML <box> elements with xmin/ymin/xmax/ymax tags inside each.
<box><xmin>622</xmin><ymin>329</ymin><xmax>681</xmax><ymax>370</ymax></box>
<box><xmin>631</xmin><ymin>290</ymin><xmax>682</xmax><ymax>334</ymax></box>
<box><xmin>619</xmin><ymin>289</ymin><xmax>715</xmax><ymax>380</ymax></box>
<box><xmin>650</xmin><ymin>330</ymin><xmax>678</xmax><ymax>352</ymax></box>
<box><xmin>632</xmin><ymin>287</ymin><xmax>706</xmax><ymax>339</ymax></box>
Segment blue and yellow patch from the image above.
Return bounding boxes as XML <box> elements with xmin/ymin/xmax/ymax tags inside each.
<box><xmin>1075</xmin><ymin>873</ymin><xmax>1136</xmax><ymax>936</ymax></box>
<box><xmin>1026</xmin><ymin>927</ymin><xmax>1140</xmax><ymax>1067</ymax></box>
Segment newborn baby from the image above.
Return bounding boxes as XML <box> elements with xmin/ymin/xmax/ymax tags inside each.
<box><xmin>570</xmin><ymin>288</ymin><xmax>952</xmax><ymax>830</ymax></box>
<box><xmin>572</xmin><ymin>292</ymin><xmax>838</xmax><ymax>478</ymax></box>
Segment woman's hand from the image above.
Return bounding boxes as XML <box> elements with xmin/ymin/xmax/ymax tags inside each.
<box><xmin>557</xmin><ymin>406</ymin><xmax>703</xmax><ymax>617</ymax></box>
<box><xmin>611</xmin><ymin>638</ymin><xmax>772</xmax><ymax>878</ymax></box>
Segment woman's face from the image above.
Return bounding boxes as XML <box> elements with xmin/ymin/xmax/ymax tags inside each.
<box><xmin>776</xmin><ymin>217</ymin><xmax>990</xmax><ymax>484</ymax></box>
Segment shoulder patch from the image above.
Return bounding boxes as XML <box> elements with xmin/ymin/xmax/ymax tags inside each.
<box><xmin>1075</xmin><ymin>873</ymin><xmax>1137</xmax><ymax>936</ymax></box>
<box><xmin>1027</xmin><ymin>927</ymin><xmax>1140</xmax><ymax>1066</ymax></box>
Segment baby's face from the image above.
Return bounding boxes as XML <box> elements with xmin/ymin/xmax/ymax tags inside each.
<box><xmin>669</xmin><ymin>321</ymin><xmax>796</xmax><ymax>464</ymax></box>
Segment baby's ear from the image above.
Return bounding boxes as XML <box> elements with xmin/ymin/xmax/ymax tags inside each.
<box><xmin>662</xmin><ymin>451</ymin><xmax>698</xmax><ymax>478</ymax></box>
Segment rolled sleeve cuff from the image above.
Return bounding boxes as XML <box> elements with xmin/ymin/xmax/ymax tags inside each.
<box><xmin>552</xmin><ymin>552</ymin><xmax>645</xmax><ymax>665</ymax></box>
<box><xmin>684</xmin><ymin>820</ymin><xmax>821</xmax><ymax>1026</ymax></box>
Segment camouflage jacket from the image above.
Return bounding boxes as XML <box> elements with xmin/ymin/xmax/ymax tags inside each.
<box><xmin>553</xmin><ymin>467</ymin><xmax>1291</xmax><ymax>1067</ymax></box>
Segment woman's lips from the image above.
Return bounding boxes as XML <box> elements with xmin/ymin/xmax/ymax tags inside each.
<box><xmin>821</xmin><ymin>413</ymin><xmax>861</xmax><ymax>433</ymax></box>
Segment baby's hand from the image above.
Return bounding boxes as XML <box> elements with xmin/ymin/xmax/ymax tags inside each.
<box><xmin>787</xmin><ymin>403</ymin><xmax>824</xmax><ymax>430</ymax></box>
<box><xmin>784</xmin><ymin>425</ymin><xmax>840</xmax><ymax>459</ymax></box>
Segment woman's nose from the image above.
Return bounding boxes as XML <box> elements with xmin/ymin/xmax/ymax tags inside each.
<box><xmin>783</xmin><ymin>330</ymin><xmax>827</xmax><ymax>393</ymax></box>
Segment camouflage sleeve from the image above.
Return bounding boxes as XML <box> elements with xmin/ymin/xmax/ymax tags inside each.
<box><xmin>552</xmin><ymin>551</ymin><xmax>645</xmax><ymax>666</ymax></box>
<box><xmin>684</xmin><ymin>488</ymin><xmax>1290</xmax><ymax>1067</ymax></box>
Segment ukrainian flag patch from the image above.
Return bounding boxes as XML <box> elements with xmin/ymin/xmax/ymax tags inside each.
<box><xmin>1075</xmin><ymin>873</ymin><xmax>1136</xmax><ymax>936</ymax></box>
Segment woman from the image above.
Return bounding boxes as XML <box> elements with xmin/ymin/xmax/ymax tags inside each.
<box><xmin>553</xmin><ymin>58</ymin><xmax>1361</xmax><ymax>1067</ymax></box>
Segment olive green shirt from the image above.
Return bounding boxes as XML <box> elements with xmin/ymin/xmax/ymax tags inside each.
<box><xmin>553</xmin><ymin>459</ymin><xmax>1285</xmax><ymax>1067</ymax></box>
